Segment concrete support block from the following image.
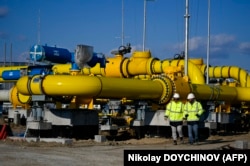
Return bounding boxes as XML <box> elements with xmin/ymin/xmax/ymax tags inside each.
<box><xmin>25</xmin><ymin>137</ymin><xmax>73</xmax><ymax>145</ymax></box>
<box><xmin>132</xmin><ymin>120</ymin><xmax>144</xmax><ymax>126</ymax></box>
<box><xmin>205</xmin><ymin>122</ymin><xmax>217</xmax><ymax>129</ymax></box>
<box><xmin>39</xmin><ymin>138</ymin><xmax>73</xmax><ymax>145</ymax></box>
<box><xmin>235</xmin><ymin>140</ymin><xmax>248</xmax><ymax>149</ymax></box>
<box><xmin>94</xmin><ymin>135</ymin><xmax>106</xmax><ymax>143</ymax></box>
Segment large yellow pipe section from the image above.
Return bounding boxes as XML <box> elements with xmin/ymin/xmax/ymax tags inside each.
<box><xmin>101</xmin><ymin>55</ymin><xmax>205</xmax><ymax>84</ymax></box>
<box><xmin>190</xmin><ymin>83</ymin><xmax>250</xmax><ymax>103</ymax></box>
<box><xmin>157</xmin><ymin>59</ymin><xmax>205</xmax><ymax>84</ymax></box>
<box><xmin>51</xmin><ymin>52</ymin><xmax>205</xmax><ymax>84</ymax></box>
<box><xmin>119</xmin><ymin>52</ymin><xmax>205</xmax><ymax>84</ymax></box>
<box><xmin>124</xmin><ymin>51</ymin><xmax>157</xmax><ymax>76</ymax></box>
<box><xmin>16</xmin><ymin>75</ymin><xmax>173</xmax><ymax>104</ymax></box>
<box><xmin>15</xmin><ymin>74</ymin><xmax>250</xmax><ymax>106</ymax></box>
<box><xmin>200</xmin><ymin>65</ymin><xmax>250</xmax><ymax>87</ymax></box>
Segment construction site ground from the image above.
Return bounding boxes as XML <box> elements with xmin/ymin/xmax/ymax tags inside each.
<box><xmin>0</xmin><ymin>122</ymin><xmax>250</xmax><ymax>166</ymax></box>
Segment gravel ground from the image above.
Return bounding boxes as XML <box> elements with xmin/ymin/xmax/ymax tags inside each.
<box><xmin>0</xmin><ymin>132</ymin><xmax>250</xmax><ymax>166</ymax></box>
<box><xmin>1</xmin><ymin>118</ymin><xmax>250</xmax><ymax>165</ymax></box>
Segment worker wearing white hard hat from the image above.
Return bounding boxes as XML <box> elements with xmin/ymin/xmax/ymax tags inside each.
<box><xmin>173</xmin><ymin>93</ymin><xmax>180</xmax><ymax>99</ymax></box>
<box><xmin>165</xmin><ymin>92</ymin><xmax>185</xmax><ymax>145</ymax></box>
<box><xmin>184</xmin><ymin>92</ymin><xmax>204</xmax><ymax>145</ymax></box>
<box><xmin>187</xmin><ymin>93</ymin><xmax>195</xmax><ymax>100</ymax></box>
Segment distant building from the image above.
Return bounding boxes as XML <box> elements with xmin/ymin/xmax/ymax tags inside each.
<box><xmin>0</xmin><ymin>61</ymin><xmax>31</xmax><ymax>67</ymax></box>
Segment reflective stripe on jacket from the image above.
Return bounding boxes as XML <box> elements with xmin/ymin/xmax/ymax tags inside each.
<box><xmin>165</xmin><ymin>101</ymin><xmax>184</xmax><ymax>122</ymax></box>
<box><xmin>184</xmin><ymin>101</ymin><xmax>204</xmax><ymax>121</ymax></box>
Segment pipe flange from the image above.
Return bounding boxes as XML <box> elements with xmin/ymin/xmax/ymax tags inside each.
<box><xmin>151</xmin><ymin>75</ymin><xmax>175</xmax><ymax>104</ymax></box>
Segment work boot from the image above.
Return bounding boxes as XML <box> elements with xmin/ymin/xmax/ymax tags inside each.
<box><xmin>194</xmin><ymin>139</ymin><xmax>199</xmax><ymax>145</ymax></box>
<box><xmin>173</xmin><ymin>140</ymin><xmax>177</xmax><ymax>145</ymax></box>
<box><xmin>180</xmin><ymin>137</ymin><xmax>184</xmax><ymax>144</ymax></box>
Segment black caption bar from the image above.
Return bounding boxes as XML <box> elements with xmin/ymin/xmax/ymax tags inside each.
<box><xmin>124</xmin><ymin>150</ymin><xmax>250</xmax><ymax>166</ymax></box>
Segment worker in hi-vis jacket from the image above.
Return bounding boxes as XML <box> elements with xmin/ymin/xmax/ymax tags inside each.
<box><xmin>184</xmin><ymin>93</ymin><xmax>204</xmax><ymax>145</ymax></box>
<box><xmin>165</xmin><ymin>93</ymin><xmax>185</xmax><ymax>145</ymax></box>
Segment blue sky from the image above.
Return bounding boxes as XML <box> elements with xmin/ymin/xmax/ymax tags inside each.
<box><xmin>1</xmin><ymin>0</ymin><xmax>250</xmax><ymax>71</ymax></box>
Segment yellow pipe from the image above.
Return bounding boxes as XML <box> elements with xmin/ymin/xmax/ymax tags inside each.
<box><xmin>16</xmin><ymin>75</ymin><xmax>171</xmax><ymax>103</ymax></box>
<box><xmin>102</xmin><ymin>51</ymin><xmax>161</xmax><ymax>77</ymax></box>
<box><xmin>15</xmin><ymin>73</ymin><xmax>250</xmax><ymax>106</ymax></box>
<box><xmin>126</xmin><ymin>51</ymin><xmax>157</xmax><ymax>76</ymax></box>
<box><xmin>235</xmin><ymin>87</ymin><xmax>250</xmax><ymax>101</ymax></box>
<box><xmin>52</xmin><ymin>64</ymin><xmax>72</xmax><ymax>74</ymax></box>
<box><xmin>153</xmin><ymin>59</ymin><xmax>205</xmax><ymax>84</ymax></box>
<box><xmin>189</xmin><ymin>83</ymin><xmax>250</xmax><ymax>104</ymax></box>
<box><xmin>190</xmin><ymin>84</ymin><xmax>237</xmax><ymax>102</ymax></box>
<box><xmin>51</xmin><ymin>52</ymin><xmax>205</xmax><ymax>85</ymax></box>
<box><xmin>106</xmin><ymin>55</ymin><xmax>205</xmax><ymax>84</ymax></box>
<box><xmin>8</xmin><ymin>86</ymin><xmax>30</xmax><ymax>108</ymax></box>
<box><xmin>201</xmin><ymin>65</ymin><xmax>250</xmax><ymax>87</ymax></box>
<box><xmin>169</xmin><ymin>60</ymin><xmax>204</xmax><ymax>84</ymax></box>
<box><xmin>0</xmin><ymin>87</ymin><xmax>31</xmax><ymax>107</ymax></box>
<box><xmin>104</xmin><ymin>55</ymin><xmax>124</xmax><ymax>77</ymax></box>
<box><xmin>81</xmin><ymin>63</ymin><xmax>106</xmax><ymax>76</ymax></box>
<box><xmin>189</xmin><ymin>58</ymin><xmax>204</xmax><ymax>66</ymax></box>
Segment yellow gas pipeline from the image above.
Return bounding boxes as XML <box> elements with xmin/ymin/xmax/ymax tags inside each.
<box><xmin>15</xmin><ymin>74</ymin><xmax>250</xmax><ymax>106</ymax></box>
<box><xmin>200</xmin><ymin>65</ymin><xmax>250</xmax><ymax>87</ymax></box>
<box><xmin>4</xmin><ymin>51</ymin><xmax>250</xmax><ymax>107</ymax></box>
<box><xmin>50</xmin><ymin>51</ymin><xmax>205</xmax><ymax>84</ymax></box>
<box><xmin>16</xmin><ymin>75</ymin><xmax>174</xmax><ymax>105</ymax></box>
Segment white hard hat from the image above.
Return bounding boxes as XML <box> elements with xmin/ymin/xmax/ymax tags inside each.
<box><xmin>187</xmin><ymin>93</ymin><xmax>195</xmax><ymax>99</ymax></box>
<box><xmin>173</xmin><ymin>93</ymin><xmax>180</xmax><ymax>99</ymax></box>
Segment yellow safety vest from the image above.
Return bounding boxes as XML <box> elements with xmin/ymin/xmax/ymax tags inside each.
<box><xmin>184</xmin><ymin>101</ymin><xmax>204</xmax><ymax>121</ymax></box>
<box><xmin>165</xmin><ymin>101</ymin><xmax>184</xmax><ymax>121</ymax></box>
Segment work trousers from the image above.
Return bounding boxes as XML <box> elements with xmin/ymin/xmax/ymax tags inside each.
<box><xmin>187</xmin><ymin>121</ymin><xmax>199</xmax><ymax>143</ymax></box>
<box><xmin>171</xmin><ymin>125</ymin><xmax>183</xmax><ymax>140</ymax></box>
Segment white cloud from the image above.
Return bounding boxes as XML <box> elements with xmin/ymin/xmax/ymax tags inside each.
<box><xmin>189</xmin><ymin>36</ymin><xmax>205</xmax><ymax>51</ymax></box>
<box><xmin>210</xmin><ymin>34</ymin><xmax>235</xmax><ymax>46</ymax></box>
<box><xmin>239</xmin><ymin>42</ymin><xmax>250</xmax><ymax>54</ymax></box>
<box><xmin>170</xmin><ymin>33</ymin><xmax>237</xmax><ymax>59</ymax></box>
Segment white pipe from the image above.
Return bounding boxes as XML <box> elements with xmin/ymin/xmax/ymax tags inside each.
<box><xmin>0</xmin><ymin>90</ymin><xmax>10</xmax><ymax>101</ymax></box>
